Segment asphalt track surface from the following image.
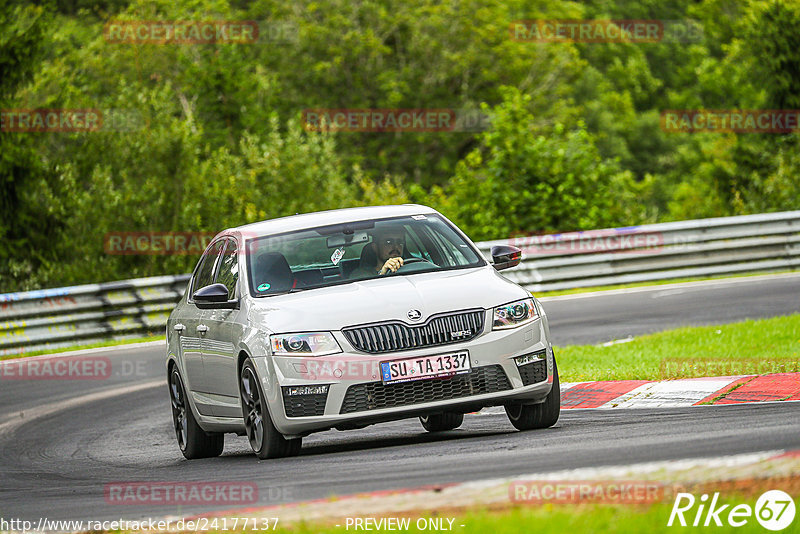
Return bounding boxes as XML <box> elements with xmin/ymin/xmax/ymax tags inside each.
<box><xmin>2</xmin><ymin>273</ymin><xmax>799</xmax><ymax>522</ymax></box>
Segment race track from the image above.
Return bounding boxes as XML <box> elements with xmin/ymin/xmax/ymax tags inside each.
<box><xmin>2</xmin><ymin>273</ymin><xmax>799</xmax><ymax>522</ymax></box>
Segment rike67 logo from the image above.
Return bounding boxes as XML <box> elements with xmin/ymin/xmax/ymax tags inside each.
<box><xmin>668</xmin><ymin>490</ymin><xmax>795</xmax><ymax>530</ymax></box>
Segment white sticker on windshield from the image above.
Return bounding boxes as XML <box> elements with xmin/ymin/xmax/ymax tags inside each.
<box><xmin>411</xmin><ymin>214</ymin><xmax>427</xmax><ymax>220</ymax></box>
<box><xmin>331</xmin><ymin>247</ymin><xmax>345</xmax><ymax>266</ymax></box>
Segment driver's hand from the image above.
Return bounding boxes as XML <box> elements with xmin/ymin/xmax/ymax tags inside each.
<box><xmin>379</xmin><ymin>257</ymin><xmax>404</xmax><ymax>275</ymax></box>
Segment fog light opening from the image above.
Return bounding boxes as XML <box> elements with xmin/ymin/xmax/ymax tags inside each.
<box><xmin>283</xmin><ymin>385</ymin><xmax>330</xmax><ymax>396</ymax></box>
<box><xmin>514</xmin><ymin>350</ymin><xmax>547</xmax><ymax>367</ymax></box>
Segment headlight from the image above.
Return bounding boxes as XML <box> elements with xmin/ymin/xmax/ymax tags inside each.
<box><xmin>492</xmin><ymin>298</ymin><xmax>538</xmax><ymax>330</ymax></box>
<box><xmin>270</xmin><ymin>332</ymin><xmax>342</xmax><ymax>356</ymax></box>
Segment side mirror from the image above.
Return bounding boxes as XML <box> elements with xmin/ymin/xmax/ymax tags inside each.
<box><xmin>491</xmin><ymin>245</ymin><xmax>522</xmax><ymax>271</ymax></box>
<box><xmin>193</xmin><ymin>283</ymin><xmax>238</xmax><ymax>310</ymax></box>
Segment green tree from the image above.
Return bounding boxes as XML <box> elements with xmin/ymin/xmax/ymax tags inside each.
<box><xmin>745</xmin><ymin>0</ymin><xmax>800</xmax><ymax>109</ymax></box>
<box><xmin>432</xmin><ymin>87</ymin><xmax>645</xmax><ymax>240</ymax></box>
<box><xmin>0</xmin><ymin>2</ymin><xmax>64</xmax><ymax>290</ymax></box>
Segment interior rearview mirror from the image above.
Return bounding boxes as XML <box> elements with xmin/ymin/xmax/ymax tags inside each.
<box><xmin>326</xmin><ymin>231</ymin><xmax>370</xmax><ymax>248</ymax></box>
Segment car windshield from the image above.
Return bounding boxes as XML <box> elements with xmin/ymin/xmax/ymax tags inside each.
<box><xmin>246</xmin><ymin>214</ymin><xmax>485</xmax><ymax>296</ymax></box>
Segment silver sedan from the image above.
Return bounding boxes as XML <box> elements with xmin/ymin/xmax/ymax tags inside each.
<box><xmin>166</xmin><ymin>205</ymin><xmax>559</xmax><ymax>459</ymax></box>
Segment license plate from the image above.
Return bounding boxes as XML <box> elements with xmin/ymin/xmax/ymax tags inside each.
<box><xmin>380</xmin><ymin>351</ymin><xmax>471</xmax><ymax>384</ymax></box>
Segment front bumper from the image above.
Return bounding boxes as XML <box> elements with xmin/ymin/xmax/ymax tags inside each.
<box><xmin>256</xmin><ymin>311</ymin><xmax>555</xmax><ymax>436</ymax></box>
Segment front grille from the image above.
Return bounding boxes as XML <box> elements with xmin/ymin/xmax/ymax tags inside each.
<box><xmin>282</xmin><ymin>390</ymin><xmax>328</xmax><ymax>417</ymax></box>
<box><xmin>519</xmin><ymin>359</ymin><xmax>548</xmax><ymax>386</ymax></box>
<box><xmin>340</xmin><ymin>365</ymin><xmax>511</xmax><ymax>414</ymax></box>
<box><xmin>342</xmin><ymin>309</ymin><xmax>485</xmax><ymax>354</ymax></box>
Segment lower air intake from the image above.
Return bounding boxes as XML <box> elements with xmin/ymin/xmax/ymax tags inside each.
<box><xmin>340</xmin><ymin>365</ymin><xmax>511</xmax><ymax>414</ymax></box>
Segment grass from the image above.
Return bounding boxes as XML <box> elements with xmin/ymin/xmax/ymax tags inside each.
<box><xmin>556</xmin><ymin>313</ymin><xmax>800</xmax><ymax>382</ymax></box>
<box><xmin>535</xmin><ymin>269</ymin><xmax>798</xmax><ymax>298</ymax></box>
<box><xmin>0</xmin><ymin>334</ymin><xmax>164</xmax><ymax>361</ymax></box>
<box><xmin>280</xmin><ymin>500</ymin><xmax>778</xmax><ymax>534</ymax></box>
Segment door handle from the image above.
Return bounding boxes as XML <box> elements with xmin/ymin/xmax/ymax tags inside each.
<box><xmin>196</xmin><ymin>325</ymin><xmax>209</xmax><ymax>334</ymax></box>
<box><xmin>173</xmin><ymin>324</ymin><xmax>185</xmax><ymax>333</ymax></box>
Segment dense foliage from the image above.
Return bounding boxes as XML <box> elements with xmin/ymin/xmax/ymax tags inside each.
<box><xmin>1</xmin><ymin>0</ymin><xmax>798</xmax><ymax>291</ymax></box>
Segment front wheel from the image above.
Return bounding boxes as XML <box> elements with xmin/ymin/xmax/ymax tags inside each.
<box><xmin>505</xmin><ymin>359</ymin><xmax>561</xmax><ymax>431</ymax></box>
<box><xmin>169</xmin><ymin>367</ymin><xmax>224</xmax><ymax>459</ymax></box>
<box><xmin>240</xmin><ymin>359</ymin><xmax>301</xmax><ymax>459</ymax></box>
<box><xmin>419</xmin><ymin>412</ymin><xmax>464</xmax><ymax>432</ymax></box>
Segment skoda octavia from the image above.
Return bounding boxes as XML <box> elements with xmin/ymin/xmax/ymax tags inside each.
<box><xmin>166</xmin><ymin>205</ymin><xmax>559</xmax><ymax>459</ymax></box>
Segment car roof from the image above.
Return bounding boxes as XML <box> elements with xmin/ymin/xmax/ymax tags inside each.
<box><xmin>219</xmin><ymin>204</ymin><xmax>439</xmax><ymax>241</ymax></box>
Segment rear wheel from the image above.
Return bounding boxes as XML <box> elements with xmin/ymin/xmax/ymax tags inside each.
<box><xmin>505</xmin><ymin>359</ymin><xmax>561</xmax><ymax>431</ymax></box>
<box><xmin>419</xmin><ymin>412</ymin><xmax>464</xmax><ymax>432</ymax></box>
<box><xmin>240</xmin><ymin>359</ymin><xmax>301</xmax><ymax>459</ymax></box>
<box><xmin>169</xmin><ymin>367</ymin><xmax>224</xmax><ymax>459</ymax></box>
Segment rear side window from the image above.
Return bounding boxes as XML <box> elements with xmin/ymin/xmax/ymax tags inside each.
<box><xmin>215</xmin><ymin>239</ymin><xmax>239</xmax><ymax>299</ymax></box>
<box><xmin>192</xmin><ymin>240</ymin><xmax>225</xmax><ymax>295</ymax></box>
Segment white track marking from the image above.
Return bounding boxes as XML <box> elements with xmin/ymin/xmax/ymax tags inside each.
<box><xmin>0</xmin><ymin>339</ymin><xmax>165</xmax><ymax>363</ymax></box>
<box><xmin>598</xmin><ymin>376</ymin><xmax>749</xmax><ymax>409</ymax></box>
<box><xmin>0</xmin><ymin>379</ymin><xmax>162</xmax><ymax>435</ymax></box>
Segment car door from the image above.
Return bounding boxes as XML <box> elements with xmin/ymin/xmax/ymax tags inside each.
<box><xmin>201</xmin><ymin>237</ymin><xmax>245</xmax><ymax>417</ymax></box>
<box><xmin>180</xmin><ymin>240</ymin><xmax>224</xmax><ymax>415</ymax></box>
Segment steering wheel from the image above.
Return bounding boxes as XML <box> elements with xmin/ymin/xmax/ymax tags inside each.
<box><xmin>391</xmin><ymin>256</ymin><xmax>435</xmax><ymax>274</ymax></box>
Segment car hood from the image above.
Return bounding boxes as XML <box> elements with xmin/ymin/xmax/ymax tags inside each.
<box><xmin>247</xmin><ymin>266</ymin><xmax>528</xmax><ymax>332</ymax></box>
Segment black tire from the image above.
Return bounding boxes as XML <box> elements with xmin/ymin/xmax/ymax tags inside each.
<box><xmin>240</xmin><ymin>359</ymin><xmax>301</xmax><ymax>459</ymax></box>
<box><xmin>419</xmin><ymin>412</ymin><xmax>464</xmax><ymax>432</ymax></box>
<box><xmin>168</xmin><ymin>367</ymin><xmax>224</xmax><ymax>459</ymax></box>
<box><xmin>504</xmin><ymin>359</ymin><xmax>561</xmax><ymax>431</ymax></box>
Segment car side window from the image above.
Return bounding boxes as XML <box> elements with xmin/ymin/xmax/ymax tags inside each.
<box><xmin>403</xmin><ymin>226</ymin><xmax>433</xmax><ymax>263</ymax></box>
<box><xmin>192</xmin><ymin>240</ymin><xmax>225</xmax><ymax>296</ymax></box>
<box><xmin>215</xmin><ymin>239</ymin><xmax>239</xmax><ymax>299</ymax></box>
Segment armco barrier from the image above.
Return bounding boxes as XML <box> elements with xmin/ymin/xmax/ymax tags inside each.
<box><xmin>478</xmin><ymin>210</ymin><xmax>800</xmax><ymax>292</ymax></box>
<box><xmin>0</xmin><ymin>275</ymin><xmax>190</xmax><ymax>355</ymax></box>
<box><xmin>1</xmin><ymin>211</ymin><xmax>799</xmax><ymax>355</ymax></box>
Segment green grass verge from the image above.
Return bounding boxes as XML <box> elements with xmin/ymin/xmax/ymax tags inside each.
<box><xmin>535</xmin><ymin>269</ymin><xmax>798</xmax><ymax>298</ymax></box>
<box><xmin>282</xmin><ymin>501</ymin><xmax>774</xmax><ymax>533</ymax></box>
<box><xmin>0</xmin><ymin>335</ymin><xmax>165</xmax><ymax>361</ymax></box>
<box><xmin>556</xmin><ymin>313</ymin><xmax>800</xmax><ymax>382</ymax></box>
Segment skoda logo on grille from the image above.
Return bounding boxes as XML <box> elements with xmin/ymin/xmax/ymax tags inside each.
<box><xmin>407</xmin><ymin>309</ymin><xmax>422</xmax><ymax>321</ymax></box>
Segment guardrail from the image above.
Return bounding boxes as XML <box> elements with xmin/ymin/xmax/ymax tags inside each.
<box><xmin>0</xmin><ymin>276</ymin><xmax>189</xmax><ymax>356</ymax></box>
<box><xmin>2</xmin><ymin>211</ymin><xmax>799</xmax><ymax>355</ymax></box>
<box><xmin>477</xmin><ymin>210</ymin><xmax>800</xmax><ymax>292</ymax></box>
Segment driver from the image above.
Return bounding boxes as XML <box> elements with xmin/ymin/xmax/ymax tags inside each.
<box><xmin>351</xmin><ymin>228</ymin><xmax>406</xmax><ymax>278</ymax></box>
<box><xmin>374</xmin><ymin>230</ymin><xmax>406</xmax><ymax>275</ymax></box>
